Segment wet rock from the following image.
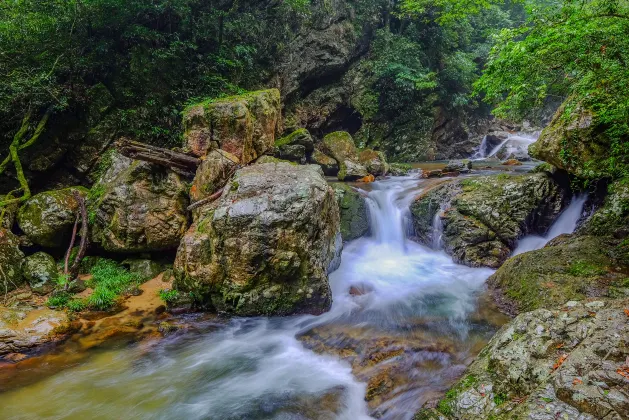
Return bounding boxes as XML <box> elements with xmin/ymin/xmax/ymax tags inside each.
<box><xmin>422</xmin><ymin>170</ymin><xmax>443</xmax><ymax>179</ymax></box>
<box><xmin>332</xmin><ymin>183</ymin><xmax>370</xmax><ymax>242</ymax></box>
<box><xmin>443</xmin><ymin>160</ymin><xmax>471</xmax><ymax>173</ymax></box>
<box><xmin>359</xmin><ymin>149</ymin><xmax>389</xmax><ymax>176</ymax></box>
<box><xmin>17</xmin><ymin>187</ymin><xmax>89</xmax><ymax>248</ymax></box>
<box><xmin>174</xmin><ymin>163</ymin><xmax>341</xmax><ymax>316</ymax></box>
<box><xmin>530</xmin><ymin>100</ymin><xmax>610</xmax><ymax>179</ymax></box>
<box><xmin>389</xmin><ymin>163</ymin><xmax>413</xmax><ymax>176</ymax></box>
<box><xmin>434</xmin><ymin>299</ymin><xmax>629</xmax><ymax>419</ymax></box>
<box><xmin>0</xmin><ymin>305</ymin><xmax>70</xmax><ymax>355</ymax></box>
<box><xmin>122</xmin><ymin>259</ymin><xmax>165</xmax><ymax>282</ymax></box>
<box><xmin>190</xmin><ymin>149</ymin><xmax>239</xmax><ymax>204</ymax></box>
<box><xmin>489</xmin><ymin>234</ymin><xmax>629</xmax><ymax>315</ymax></box>
<box><xmin>312</xmin><ymin>147</ymin><xmax>339</xmax><ymax>176</ymax></box>
<box><xmin>323</xmin><ymin>132</ymin><xmax>368</xmax><ymax>181</ymax></box>
<box><xmin>22</xmin><ymin>252</ymin><xmax>58</xmax><ymax>295</ymax></box>
<box><xmin>0</xmin><ymin>229</ymin><xmax>25</xmax><ymax>293</ymax></box>
<box><xmin>410</xmin><ymin>173</ymin><xmax>567</xmax><ymax>268</ymax></box>
<box><xmin>182</xmin><ymin>89</ymin><xmax>281</xmax><ymax>162</ymax></box>
<box><xmin>90</xmin><ymin>152</ymin><xmax>189</xmax><ymax>253</ymax></box>
<box><xmin>501</xmin><ymin>159</ymin><xmax>522</xmax><ymax>166</ymax></box>
<box><xmin>579</xmin><ymin>177</ymin><xmax>629</xmax><ymax>238</ymax></box>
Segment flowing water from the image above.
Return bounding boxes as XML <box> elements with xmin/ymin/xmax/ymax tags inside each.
<box><xmin>474</xmin><ymin>132</ymin><xmax>539</xmax><ymax>160</ymax></box>
<box><xmin>513</xmin><ymin>194</ymin><xmax>588</xmax><ymax>255</ymax></box>
<box><xmin>0</xmin><ymin>176</ymin><xmax>508</xmax><ymax>420</ymax></box>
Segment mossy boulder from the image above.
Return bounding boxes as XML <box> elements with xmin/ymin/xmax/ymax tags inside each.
<box><xmin>358</xmin><ymin>149</ymin><xmax>389</xmax><ymax>176</ymax></box>
<box><xmin>488</xmin><ymin>234</ymin><xmax>629</xmax><ymax>315</ymax></box>
<box><xmin>433</xmin><ymin>299</ymin><xmax>629</xmax><ymax>419</ymax></box>
<box><xmin>530</xmin><ymin>100</ymin><xmax>611</xmax><ymax>179</ymax></box>
<box><xmin>275</xmin><ymin>128</ymin><xmax>314</xmax><ymax>163</ymax></box>
<box><xmin>90</xmin><ymin>152</ymin><xmax>189</xmax><ymax>253</ymax></box>
<box><xmin>174</xmin><ymin>163</ymin><xmax>341</xmax><ymax>316</ymax></box>
<box><xmin>410</xmin><ymin>173</ymin><xmax>567</xmax><ymax>268</ymax></box>
<box><xmin>0</xmin><ymin>229</ymin><xmax>25</xmax><ymax>293</ymax></box>
<box><xmin>17</xmin><ymin>187</ymin><xmax>89</xmax><ymax>248</ymax></box>
<box><xmin>23</xmin><ymin>252</ymin><xmax>58</xmax><ymax>295</ymax></box>
<box><xmin>182</xmin><ymin>89</ymin><xmax>281</xmax><ymax>163</ymax></box>
<box><xmin>333</xmin><ymin>183</ymin><xmax>370</xmax><ymax>241</ymax></box>
<box><xmin>579</xmin><ymin>178</ymin><xmax>629</xmax><ymax>238</ymax></box>
<box><xmin>312</xmin><ymin>147</ymin><xmax>339</xmax><ymax>176</ymax></box>
<box><xmin>323</xmin><ymin>131</ymin><xmax>368</xmax><ymax>181</ymax></box>
<box><xmin>190</xmin><ymin>149</ymin><xmax>240</xmax><ymax>205</ymax></box>
<box><xmin>389</xmin><ymin>163</ymin><xmax>412</xmax><ymax>176</ymax></box>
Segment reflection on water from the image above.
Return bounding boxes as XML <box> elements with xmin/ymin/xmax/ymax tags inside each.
<box><xmin>0</xmin><ymin>175</ymin><xmax>507</xmax><ymax>420</ymax></box>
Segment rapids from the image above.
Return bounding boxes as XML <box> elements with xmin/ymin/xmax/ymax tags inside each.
<box><xmin>0</xmin><ymin>176</ymin><xmax>511</xmax><ymax>420</ymax></box>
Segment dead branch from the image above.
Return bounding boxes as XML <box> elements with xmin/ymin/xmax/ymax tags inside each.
<box><xmin>116</xmin><ymin>138</ymin><xmax>201</xmax><ymax>172</ymax></box>
<box><xmin>187</xmin><ymin>187</ymin><xmax>225</xmax><ymax>211</ymax></box>
<box><xmin>62</xmin><ymin>191</ymin><xmax>89</xmax><ymax>287</ymax></box>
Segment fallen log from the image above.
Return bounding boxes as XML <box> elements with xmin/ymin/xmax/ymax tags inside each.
<box><xmin>115</xmin><ymin>138</ymin><xmax>201</xmax><ymax>174</ymax></box>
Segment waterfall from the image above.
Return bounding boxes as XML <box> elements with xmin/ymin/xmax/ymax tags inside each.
<box><xmin>473</xmin><ymin>132</ymin><xmax>540</xmax><ymax>160</ymax></box>
<box><xmin>513</xmin><ymin>194</ymin><xmax>588</xmax><ymax>255</ymax></box>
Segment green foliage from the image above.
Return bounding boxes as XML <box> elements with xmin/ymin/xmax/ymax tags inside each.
<box><xmin>158</xmin><ymin>289</ymin><xmax>180</xmax><ymax>305</ymax></box>
<box><xmin>46</xmin><ymin>292</ymin><xmax>71</xmax><ymax>308</ymax></box>
<box><xmin>568</xmin><ymin>260</ymin><xmax>607</xmax><ymax>277</ymax></box>
<box><xmin>86</xmin><ymin>259</ymin><xmax>140</xmax><ymax>310</ymax></box>
<box><xmin>493</xmin><ymin>392</ymin><xmax>508</xmax><ymax>406</ymax></box>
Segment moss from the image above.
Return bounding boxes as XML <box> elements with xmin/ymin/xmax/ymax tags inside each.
<box><xmin>437</xmin><ymin>374</ymin><xmax>479</xmax><ymax>416</ymax></box>
<box><xmin>493</xmin><ymin>392</ymin><xmax>508</xmax><ymax>406</ymax></box>
<box><xmin>567</xmin><ymin>260</ymin><xmax>607</xmax><ymax>276</ymax></box>
<box><xmin>275</xmin><ymin>128</ymin><xmax>308</xmax><ymax>148</ymax></box>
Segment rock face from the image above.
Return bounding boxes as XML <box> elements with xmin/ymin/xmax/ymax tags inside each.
<box><xmin>323</xmin><ymin>131</ymin><xmax>368</xmax><ymax>181</ymax></box>
<box><xmin>274</xmin><ymin>128</ymin><xmax>314</xmax><ymax>164</ymax></box>
<box><xmin>0</xmin><ymin>229</ymin><xmax>25</xmax><ymax>293</ymax></box>
<box><xmin>358</xmin><ymin>149</ymin><xmax>389</xmax><ymax>176</ymax></box>
<box><xmin>90</xmin><ymin>152</ymin><xmax>189</xmax><ymax>253</ymax></box>
<box><xmin>488</xmin><ymin>235</ymin><xmax>629</xmax><ymax>315</ymax></box>
<box><xmin>17</xmin><ymin>187</ymin><xmax>89</xmax><ymax>248</ymax></box>
<box><xmin>579</xmin><ymin>177</ymin><xmax>629</xmax><ymax>238</ymax></box>
<box><xmin>0</xmin><ymin>305</ymin><xmax>70</xmax><ymax>355</ymax></box>
<box><xmin>182</xmin><ymin>89</ymin><xmax>281</xmax><ymax>161</ymax></box>
<box><xmin>333</xmin><ymin>184</ymin><xmax>370</xmax><ymax>241</ymax></box>
<box><xmin>530</xmin><ymin>101</ymin><xmax>610</xmax><ymax>179</ymax></box>
<box><xmin>174</xmin><ymin>163</ymin><xmax>341</xmax><ymax>316</ymax></box>
<box><xmin>431</xmin><ymin>299</ymin><xmax>629</xmax><ymax>420</ymax></box>
<box><xmin>189</xmin><ymin>149</ymin><xmax>239</xmax><ymax>204</ymax></box>
<box><xmin>23</xmin><ymin>252</ymin><xmax>58</xmax><ymax>295</ymax></box>
<box><xmin>410</xmin><ymin>173</ymin><xmax>567</xmax><ymax>268</ymax></box>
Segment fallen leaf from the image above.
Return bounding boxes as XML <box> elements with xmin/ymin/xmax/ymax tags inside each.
<box><xmin>556</xmin><ymin>343</ymin><xmax>564</xmax><ymax>349</ymax></box>
<box><xmin>624</xmin><ymin>308</ymin><xmax>629</xmax><ymax>317</ymax></box>
<box><xmin>553</xmin><ymin>354</ymin><xmax>568</xmax><ymax>371</ymax></box>
<box><xmin>572</xmin><ymin>378</ymin><xmax>583</xmax><ymax>385</ymax></box>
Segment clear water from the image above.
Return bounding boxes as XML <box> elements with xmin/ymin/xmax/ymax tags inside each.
<box><xmin>474</xmin><ymin>132</ymin><xmax>539</xmax><ymax>160</ymax></box>
<box><xmin>0</xmin><ymin>176</ymin><xmax>506</xmax><ymax>420</ymax></box>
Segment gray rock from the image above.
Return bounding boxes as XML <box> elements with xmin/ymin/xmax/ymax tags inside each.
<box><xmin>312</xmin><ymin>147</ymin><xmax>339</xmax><ymax>176</ymax></box>
<box><xmin>90</xmin><ymin>152</ymin><xmax>189</xmax><ymax>253</ymax></box>
<box><xmin>333</xmin><ymin>183</ymin><xmax>370</xmax><ymax>241</ymax></box>
<box><xmin>323</xmin><ymin>132</ymin><xmax>368</xmax><ymax>181</ymax></box>
<box><xmin>174</xmin><ymin>162</ymin><xmax>341</xmax><ymax>316</ymax></box>
<box><xmin>190</xmin><ymin>149</ymin><xmax>240</xmax><ymax>204</ymax></box>
<box><xmin>443</xmin><ymin>159</ymin><xmax>472</xmax><ymax>173</ymax></box>
<box><xmin>23</xmin><ymin>252</ymin><xmax>58</xmax><ymax>295</ymax></box>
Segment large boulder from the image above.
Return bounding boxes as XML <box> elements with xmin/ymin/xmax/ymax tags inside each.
<box><xmin>312</xmin><ymin>147</ymin><xmax>339</xmax><ymax>176</ymax></box>
<box><xmin>323</xmin><ymin>131</ymin><xmax>368</xmax><ymax>181</ymax></box>
<box><xmin>530</xmin><ymin>101</ymin><xmax>611</xmax><ymax>179</ymax></box>
<box><xmin>90</xmin><ymin>152</ymin><xmax>189</xmax><ymax>253</ymax></box>
<box><xmin>332</xmin><ymin>183</ymin><xmax>370</xmax><ymax>241</ymax></box>
<box><xmin>358</xmin><ymin>149</ymin><xmax>389</xmax><ymax>176</ymax></box>
<box><xmin>274</xmin><ymin>128</ymin><xmax>314</xmax><ymax>164</ymax></box>
<box><xmin>488</xmin><ymin>234</ymin><xmax>628</xmax><ymax>315</ymax></box>
<box><xmin>182</xmin><ymin>89</ymin><xmax>281</xmax><ymax>162</ymax></box>
<box><xmin>430</xmin><ymin>299</ymin><xmax>629</xmax><ymax>419</ymax></box>
<box><xmin>17</xmin><ymin>187</ymin><xmax>89</xmax><ymax>248</ymax></box>
<box><xmin>0</xmin><ymin>229</ymin><xmax>25</xmax><ymax>293</ymax></box>
<box><xmin>174</xmin><ymin>162</ymin><xmax>341</xmax><ymax>316</ymax></box>
<box><xmin>23</xmin><ymin>252</ymin><xmax>58</xmax><ymax>295</ymax></box>
<box><xmin>410</xmin><ymin>173</ymin><xmax>567</xmax><ymax>268</ymax></box>
<box><xmin>189</xmin><ymin>149</ymin><xmax>240</xmax><ymax>204</ymax></box>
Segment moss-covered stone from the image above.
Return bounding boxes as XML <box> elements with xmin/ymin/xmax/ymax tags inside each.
<box><xmin>389</xmin><ymin>163</ymin><xmax>412</xmax><ymax>176</ymax></box>
<box><xmin>174</xmin><ymin>163</ymin><xmax>341</xmax><ymax>316</ymax></box>
<box><xmin>23</xmin><ymin>252</ymin><xmax>58</xmax><ymax>295</ymax></box>
<box><xmin>189</xmin><ymin>149</ymin><xmax>239</xmax><ymax>204</ymax></box>
<box><xmin>17</xmin><ymin>187</ymin><xmax>89</xmax><ymax>248</ymax></box>
<box><xmin>312</xmin><ymin>147</ymin><xmax>339</xmax><ymax>176</ymax></box>
<box><xmin>530</xmin><ymin>100</ymin><xmax>611</xmax><ymax>179</ymax></box>
<box><xmin>579</xmin><ymin>178</ymin><xmax>629</xmax><ymax>237</ymax></box>
<box><xmin>0</xmin><ymin>228</ymin><xmax>25</xmax><ymax>293</ymax></box>
<box><xmin>323</xmin><ymin>131</ymin><xmax>369</xmax><ymax>181</ymax></box>
<box><xmin>182</xmin><ymin>89</ymin><xmax>281</xmax><ymax>163</ymax></box>
<box><xmin>358</xmin><ymin>149</ymin><xmax>389</xmax><ymax>176</ymax></box>
<box><xmin>275</xmin><ymin>128</ymin><xmax>314</xmax><ymax>151</ymax></box>
<box><xmin>332</xmin><ymin>183</ymin><xmax>370</xmax><ymax>241</ymax></box>
<box><xmin>410</xmin><ymin>173</ymin><xmax>567</xmax><ymax>268</ymax></box>
<box><xmin>488</xmin><ymin>235</ymin><xmax>628</xmax><ymax>314</ymax></box>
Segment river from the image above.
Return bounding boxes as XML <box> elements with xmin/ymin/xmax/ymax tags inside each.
<box><xmin>0</xmin><ymin>174</ymin><xmax>584</xmax><ymax>420</ymax></box>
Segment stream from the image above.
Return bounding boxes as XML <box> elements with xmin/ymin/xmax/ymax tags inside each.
<box><xmin>0</xmin><ymin>174</ymin><xmax>584</xmax><ymax>420</ymax></box>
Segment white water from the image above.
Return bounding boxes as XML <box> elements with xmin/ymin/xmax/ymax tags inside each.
<box><xmin>513</xmin><ymin>194</ymin><xmax>588</xmax><ymax>255</ymax></box>
<box><xmin>474</xmin><ymin>132</ymin><xmax>539</xmax><ymax>160</ymax></box>
<box><xmin>0</xmin><ymin>176</ymin><xmax>499</xmax><ymax>420</ymax></box>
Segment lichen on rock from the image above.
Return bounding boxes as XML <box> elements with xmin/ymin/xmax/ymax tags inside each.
<box><xmin>22</xmin><ymin>252</ymin><xmax>58</xmax><ymax>295</ymax></box>
<box><xmin>17</xmin><ymin>186</ymin><xmax>89</xmax><ymax>248</ymax></box>
<box><xmin>173</xmin><ymin>162</ymin><xmax>341</xmax><ymax>316</ymax></box>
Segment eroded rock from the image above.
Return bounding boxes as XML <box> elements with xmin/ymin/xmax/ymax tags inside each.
<box><xmin>174</xmin><ymin>163</ymin><xmax>341</xmax><ymax>316</ymax></box>
<box><xmin>189</xmin><ymin>149</ymin><xmax>239</xmax><ymax>204</ymax></box>
<box><xmin>0</xmin><ymin>305</ymin><xmax>70</xmax><ymax>355</ymax></box>
<box><xmin>323</xmin><ymin>132</ymin><xmax>368</xmax><ymax>181</ymax></box>
<box><xmin>23</xmin><ymin>252</ymin><xmax>58</xmax><ymax>295</ymax></box>
<box><xmin>359</xmin><ymin>149</ymin><xmax>389</xmax><ymax>176</ymax></box>
<box><xmin>333</xmin><ymin>183</ymin><xmax>370</xmax><ymax>241</ymax></box>
<box><xmin>0</xmin><ymin>229</ymin><xmax>25</xmax><ymax>293</ymax></box>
